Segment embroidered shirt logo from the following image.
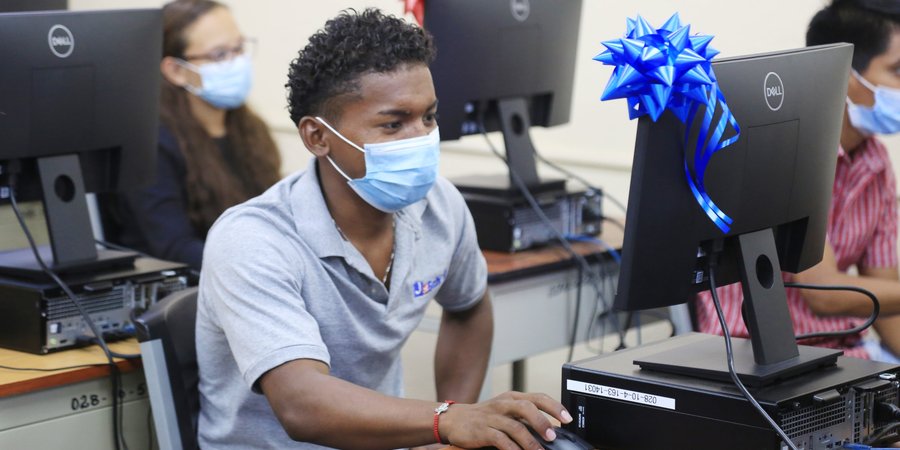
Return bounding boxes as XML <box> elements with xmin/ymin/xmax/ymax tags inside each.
<box><xmin>413</xmin><ymin>273</ymin><xmax>445</xmax><ymax>298</ymax></box>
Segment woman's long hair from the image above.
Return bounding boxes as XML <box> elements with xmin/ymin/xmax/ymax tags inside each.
<box><xmin>162</xmin><ymin>0</ymin><xmax>281</xmax><ymax>235</ymax></box>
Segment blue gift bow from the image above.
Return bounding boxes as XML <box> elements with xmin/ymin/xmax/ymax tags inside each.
<box><xmin>595</xmin><ymin>14</ymin><xmax>740</xmax><ymax>233</ymax></box>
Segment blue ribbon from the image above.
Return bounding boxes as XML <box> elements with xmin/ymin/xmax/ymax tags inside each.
<box><xmin>595</xmin><ymin>14</ymin><xmax>740</xmax><ymax>233</ymax></box>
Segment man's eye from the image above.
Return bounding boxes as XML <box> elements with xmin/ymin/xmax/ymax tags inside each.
<box><xmin>425</xmin><ymin>113</ymin><xmax>439</xmax><ymax>123</ymax></box>
<box><xmin>382</xmin><ymin>122</ymin><xmax>402</xmax><ymax>130</ymax></box>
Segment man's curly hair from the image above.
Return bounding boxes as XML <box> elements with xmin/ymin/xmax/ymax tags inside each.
<box><xmin>286</xmin><ymin>8</ymin><xmax>436</xmax><ymax>125</ymax></box>
<box><xmin>807</xmin><ymin>0</ymin><xmax>900</xmax><ymax>71</ymax></box>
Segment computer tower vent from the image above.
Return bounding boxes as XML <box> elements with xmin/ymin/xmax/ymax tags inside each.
<box><xmin>46</xmin><ymin>286</ymin><xmax>128</xmax><ymax>320</ymax></box>
<box><xmin>781</xmin><ymin>395</ymin><xmax>849</xmax><ymax>439</ymax></box>
<box><xmin>513</xmin><ymin>202</ymin><xmax>564</xmax><ymax>224</ymax></box>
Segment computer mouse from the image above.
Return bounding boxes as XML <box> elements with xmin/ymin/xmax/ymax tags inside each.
<box><xmin>531</xmin><ymin>426</ymin><xmax>594</xmax><ymax>450</ymax></box>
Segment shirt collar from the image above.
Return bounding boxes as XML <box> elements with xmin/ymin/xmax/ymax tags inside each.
<box><xmin>838</xmin><ymin>137</ymin><xmax>887</xmax><ymax>173</ymax></box>
<box><xmin>858</xmin><ymin>137</ymin><xmax>887</xmax><ymax>173</ymax></box>
<box><xmin>289</xmin><ymin>158</ymin><xmax>347</xmax><ymax>259</ymax></box>
<box><xmin>289</xmin><ymin>158</ymin><xmax>432</xmax><ymax>259</ymax></box>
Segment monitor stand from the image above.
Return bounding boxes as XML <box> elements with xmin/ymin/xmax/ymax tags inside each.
<box><xmin>0</xmin><ymin>154</ymin><xmax>136</xmax><ymax>279</ymax></box>
<box><xmin>453</xmin><ymin>97</ymin><xmax>566</xmax><ymax>198</ymax></box>
<box><xmin>635</xmin><ymin>228</ymin><xmax>842</xmax><ymax>386</ymax></box>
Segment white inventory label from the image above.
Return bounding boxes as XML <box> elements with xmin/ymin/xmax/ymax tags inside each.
<box><xmin>567</xmin><ymin>379</ymin><xmax>676</xmax><ymax>410</ymax></box>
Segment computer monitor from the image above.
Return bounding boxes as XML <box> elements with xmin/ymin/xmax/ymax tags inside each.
<box><xmin>615</xmin><ymin>43</ymin><xmax>853</xmax><ymax>384</ymax></box>
<box><xmin>0</xmin><ymin>0</ymin><xmax>67</xmax><ymax>13</ymax></box>
<box><xmin>0</xmin><ymin>9</ymin><xmax>161</xmax><ymax>277</ymax></box>
<box><xmin>424</xmin><ymin>0</ymin><xmax>582</xmax><ymax>192</ymax></box>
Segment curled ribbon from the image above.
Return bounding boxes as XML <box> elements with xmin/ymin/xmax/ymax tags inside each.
<box><xmin>595</xmin><ymin>14</ymin><xmax>739</xmax><ymax>233</ymax></box>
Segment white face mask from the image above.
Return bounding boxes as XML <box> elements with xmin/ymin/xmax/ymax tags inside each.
<box><xmin>846</xmin><ymin>70</ymin><xmax>900</xmax><ymax>136</ymax></box>
<box><xmin>315</xmin><ymin>117</ymin><xmax>441</xmax><ymax>213</ymax></box>
<box><xmin>178</xmin><ymin>55</ymin><xmax>254</xmax><ymax>110</ymax></box>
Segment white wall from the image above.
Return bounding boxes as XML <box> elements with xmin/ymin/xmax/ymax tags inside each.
<box><xmin>69</xmin><ymin>0</ymin><xmax>900</xmax><ymax>207</ymax></box>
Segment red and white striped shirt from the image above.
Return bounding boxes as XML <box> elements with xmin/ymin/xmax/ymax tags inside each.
<box><xmin>696</xmin><ymin>137</ymin><xmax>898</xmax><ymax>359</ymax></box>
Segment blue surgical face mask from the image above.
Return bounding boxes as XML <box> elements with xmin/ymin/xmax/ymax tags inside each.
<box><xmin>180</xmin><ymin>54</ymin><xmax>253</xmax><ymax>110</ymax></box>
<box><xmin>846</xmin><ymin>70</ymin><xmax>900</xmax><ymax>135</ymax></box>
<box><xmin>315</xmin><ymin>117</ymin><xmax>440</xmax><ymax>213</ymax></box>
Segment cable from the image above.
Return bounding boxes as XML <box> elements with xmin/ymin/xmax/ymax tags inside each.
<box><xmin>146</xmin><ymin>403</ymin><xmax>155</xmax><ymax>450</ymax></box>
<box><xmin>602</xmin><ymin>216</ymin><xmax>625</xmax><ymax>232</ymax></box>
<box><xmin>479</xmin><ymin>125</ymin><xmax>623</xmax><ymax>360</ymax></box>
<box><xmin>531</xmin><ymin>141</ymin><xmax>629</xmax><ymax>352</ymax></box>
<box><xmin>7</xmin><ymin>175</ymin><xmax>127</xmax><ymax>450</ymax></box>
<box><xmin>566</xmin><ymin>234</ymin><xmax>628</xmax><ymax>351</ymax></box>
<box><xmin>567</xmin><ymin>264</ymin><xmax>584</xmax><ymax>362</ymax></box>
<box><xmin>867</xmin><ymin>421</ymin><xmax>900</xmax><ymax>445</ymax></box>
<box><xmin>708</xmin><ymin>258</ymin><xmax>799</xmax><ymax>450</ymax></box>
<box><xmin>78</xmin><ymin>336</ymin><xmax>141</xmax><ymax>359</ymax></box>
<box><xmin>531</xmin><ymin>148</ymin><xmax>628</xmax><ymax>216</ymax></box>
<box><xmin>783</xmin><ymin>282</ymin><xmax>880</xmax><ymax>341</ymax></box>
<box><xmin>0</xmin><ymin>362</ymin><xmax>109</xmax><ymax>372</ymax></box>
<box><xmin>565</xmin><ymin>234</ymin><xmax>621</xmax><ymax>264</ymax></box>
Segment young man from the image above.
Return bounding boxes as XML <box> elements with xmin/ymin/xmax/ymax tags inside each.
<box><xmin>696</xmin><ymin>0</ymin><xmax>900</xmax><ymax>361</ymax></box>
<box><xmin>196</xmin><ymin>8</ymin><xmax>572</xmax><ymax>450</ymax></box>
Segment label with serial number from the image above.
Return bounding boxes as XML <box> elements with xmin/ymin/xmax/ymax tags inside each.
<box><xmin>566</xmin><ymin>379</ymin><xmax>676</xmax><ymax>410</ymax></box>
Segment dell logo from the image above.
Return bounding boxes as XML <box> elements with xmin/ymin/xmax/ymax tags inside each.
<box><xmin>511</xmin><ymin>0</ymin><xmax>530</xmax><ymax>22</ymax></box>
<box><xmin>48</xmin><ymin>24</ymin><xmax>74</xmax><ymax>58</ymax></box>
<box><xmin>764</xmin><ymin>72</ymin><xmax>784</xmax><ymax>111</ymax></box>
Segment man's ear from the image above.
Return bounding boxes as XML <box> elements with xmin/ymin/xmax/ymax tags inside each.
<box><xmin>298</xmin><ymin>116</ymin><xmax>330</xmax><ymax>157</ymax></box>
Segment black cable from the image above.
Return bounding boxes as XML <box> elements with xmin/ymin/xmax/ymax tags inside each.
<box><xmin>783</xmin><ymin>282</ymin><xmax>880</xmax><ymax>341</ymax></box>
<box><xmin>567</xmin><ymin>264</ymin><xmax>584</xmax><ymax>362</ymax></box>
<box><xmin>530</xmin><ymin>148</ymin><xmax>628</xmax><ymax>216</ymax></box>
<box><xmin>79</xmin><ymin>336</ymin><xmax>141</xmax><ymax>359</ymax></box>
<box><xmin>602</xmin><ymin>216</ymin><xmax>625</xmax><ymax>232</ymax></box>
<box><xmin>478</xmin><ymin>126</ymin><xmax>624</xmax><ymax>358</ymax></box>
<box><xmin>868</xmin><ymin>421</ymin><xmax>900</xmax><ymax>444</ymax></box>
<box><xmin>532</xmin><ymin>142</ymin><xmax>628</xmax><ymax>353</ymax></box>
<box><xmin>0</xmin><ymin>362</ymin><xmax>109</xmax><ymax>372</ymax></box>
<box><xmin>7</xmin><ymin>177</ymin><xmax>126</xmax><ymax>450</ymax></box>
<box><xmin>146</xmin><ymin>403</ymin><xmax>155</xmax><ymax>450</ymax></box>
<box><xmin>708</xmin><ymin>260</ymin><xmax>799</xmax><ymax>450</ymax></box>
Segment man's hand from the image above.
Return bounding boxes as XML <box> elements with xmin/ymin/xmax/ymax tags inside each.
<box><xmin>438</xmin><ymin>391</ymin><xmax>573</xmax><ymax>450</ymax></box>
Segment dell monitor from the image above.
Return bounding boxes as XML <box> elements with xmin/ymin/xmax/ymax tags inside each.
<box><xmin>424</xmin><ymin>0</ymin><xmax>582</xmax><ymax>193</ymax></box>
<box><xmin>615</xmin><ymin>43</ymin><xmax>853</xmax><ymax>384</ymax></box>
<box><xmin>0</xmin><ymin>9</ymin><xmax>161</xmax><ymax>277</ymax></box>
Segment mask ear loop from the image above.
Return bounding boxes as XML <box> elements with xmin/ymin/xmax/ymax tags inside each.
<box><xmin>173</xmin><ymin>58</ymin><xmax>204</xmax><ymax>95</ymax></box>
<box><xmin>851</xmin><ymin>70</ymin><xmax>878</xmax><ymax>93</ymax></box>
<box><xmin>315</xmin><ymin>117</ymin><xmax>364</xmax><ymax>181</ymax></box>
<box><xmin>315</xmin><ymin>117</ymin><xmax>366</xmax><ymax>152</ymax></box>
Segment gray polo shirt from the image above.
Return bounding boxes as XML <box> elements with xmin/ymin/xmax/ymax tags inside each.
<box><xmin>196</xmin><ymin>159</ymin><xmax>488</xmax><ymax>449</ymax></box>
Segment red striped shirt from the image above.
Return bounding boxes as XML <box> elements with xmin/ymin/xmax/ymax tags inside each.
<box><xmin>696</xmin><ymin>137</ymin><xmax>898</xmax><ymax>359</ymax></box>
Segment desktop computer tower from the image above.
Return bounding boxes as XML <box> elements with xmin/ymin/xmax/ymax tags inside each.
<box><xmin>562</xmin><ymin>333</ymin><xmax>900</xmax><ymax>450</ymax></box>
<box><xmin>453</xmin><ymin>175</ymin><xmax>604</xmax><ymax>252</ymax></box>
<box><xmin>0</xmin><ymin>257</ymin><xmax>193</xmax><ymax>354</ymax></box>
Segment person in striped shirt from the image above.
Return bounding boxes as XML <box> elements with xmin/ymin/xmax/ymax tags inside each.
<box><xmin>696</xmin><ymin>0</ymin><xmax>900</xmax><ymax>362</ymax></box>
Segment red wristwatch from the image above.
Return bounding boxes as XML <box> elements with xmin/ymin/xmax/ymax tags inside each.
<box><xmin>433</xmin><ymin>400</ymin><xmax>456</xmax><ymax>444</ymax></box>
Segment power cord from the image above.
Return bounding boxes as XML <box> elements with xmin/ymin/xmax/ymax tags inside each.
<box><xmin>783</xmin><ymin>282</ymin><xmax>880</xmax><ymax>341</ymax></box>
<box><xmin>478</xmin><ymin>124</ymin><xmax>623</xmax><ymax>361</ymax></box>
<box><xmin>867</xmin><ymin>402</ymin><xmax>900</xmax><ymax>445</ymax></box>
<box><xmin>531</xmin><ymin>145</ymin><xmax>630</xmax><ymax>352</ymax></box>
<box><xmin>6</xmin><ymin>171</ymin><xmax>129</xmax><ymax>450</ymax></box>
<box><xmin>530</xmin><ymin>148</ymin><xmax>628</xmax><ymax>216</ymax></box>
<box><xmin>708</xmin><ymin>251</ymin><xmax>799</xmax><ymax>450</ymax></box>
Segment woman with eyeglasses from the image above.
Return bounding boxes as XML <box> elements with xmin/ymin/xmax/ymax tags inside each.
<box><xmin>106</xmin><ymin>0</ymin><xmax>281</xmax><ymax>270</ymax></box>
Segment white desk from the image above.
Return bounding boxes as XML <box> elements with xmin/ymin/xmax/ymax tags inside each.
<box><xmin>416</xmin><ymin>222</ymin><xmax>628</xmax><ymax>396</ymax></box>
<box><xmin>0</xmin><ymin>340</ymin><xmax>156</xmax><ymax>449</ymax></box>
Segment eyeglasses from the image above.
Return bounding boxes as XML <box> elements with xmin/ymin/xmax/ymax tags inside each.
<box><xmin>182</xmin><ymin>37</ymin><xmax>256</xmax><ymax>63</ymax></box>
